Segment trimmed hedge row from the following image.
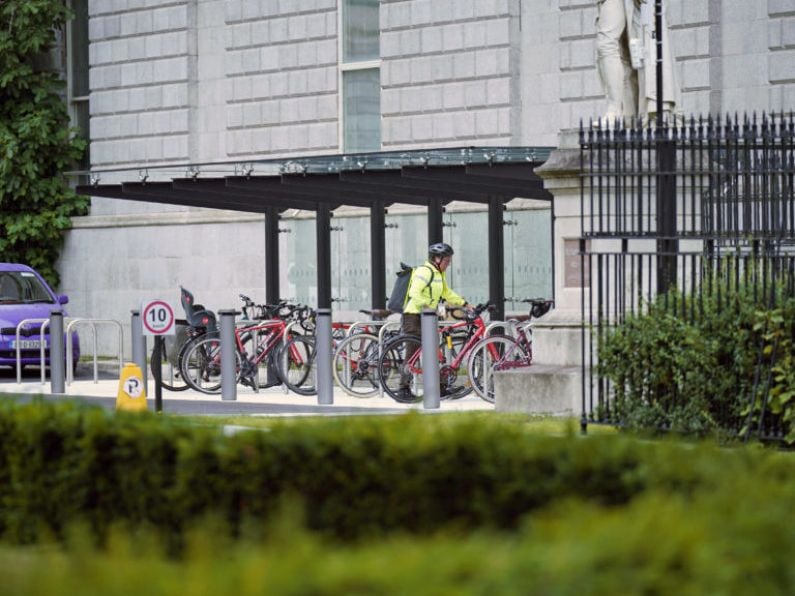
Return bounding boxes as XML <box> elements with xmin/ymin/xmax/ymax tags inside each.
<box><xmin>1</xmin><ymin>400</ymin><xmax>793</xmax><ymax>549</ymax></box>
<box><xmin>4</xmin><ymin>481</ymin><xmax>795</xmax><ymax>596</ymax></box>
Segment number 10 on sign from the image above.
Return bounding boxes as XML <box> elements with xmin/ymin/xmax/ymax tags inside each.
<box><xmin>142</xmin><ymin>300</ymin><xmax>175</xmax><ymax>336</ymax></box>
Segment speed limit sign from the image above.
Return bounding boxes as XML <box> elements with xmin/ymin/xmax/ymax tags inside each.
<box><xmin>141</xmin><ymin>299</ymin><xmax>176</xmax><ymax>336</ymax></box>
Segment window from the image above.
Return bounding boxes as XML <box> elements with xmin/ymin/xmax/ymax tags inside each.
<box><xmin>67</xmin><ymin>0</ymin><xmax>90</xmax><ymax>173</ymax></box>
<box><xmin>339</xmin><ymin>0</ymin><xmax>380</xmax><ymax>153</ymax></box>
<box><xmin>343</xmin><ymin>69</ymin><xmax>381</xmax><ymax>152</ymax></box>
<box><xmin>342</xmin><ymin>0</ymin><xmax>380</xmax><ymax>63</ymax></box>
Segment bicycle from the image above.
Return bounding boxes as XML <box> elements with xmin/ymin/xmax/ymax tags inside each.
<box><xmin>376</xmin><ymin>303</ymin><xmax>495</xmax><ymax>404</ymax></box>
<box><xmin>466</xmin><ymin>298</ymin><xmax>554</xmax><ymax>403</ymax></box>
<box><xmin>180</xmin><ymin>298</ymin><xmax>317</xmax><ymax>395</ymax></box>
<box><xmin>331</xmin><ymin>308</ymin><xmax>398</xmax><ymax>398</ymax></box>
<box><xmin>150</xmin><ymin>286</ymin><xmax>218</xmax><ymax>392</ymax></box>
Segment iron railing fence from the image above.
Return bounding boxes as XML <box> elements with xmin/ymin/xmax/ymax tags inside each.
<box><xmin>579</xmin><ymin>113</ymin><xmax>795</xmax><ymax>442</ymax></box>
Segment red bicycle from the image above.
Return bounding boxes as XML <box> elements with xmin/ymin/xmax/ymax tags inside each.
<box><xmin>376</xmin><ymin>303</ymin><xmax>495</xmax><ymax>403</ymax></box>
<box><xmin>466</xmin><ymin>298</ymin><xmax>554</xmax><ymax>403</ymax></box>
<box><xmin>180</xmin><ymin>298</ymin><xmax>316</xmax><ymax>395</ymax></box>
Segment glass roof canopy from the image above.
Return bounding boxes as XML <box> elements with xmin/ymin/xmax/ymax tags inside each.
<box><xmin>82</xmin><ymin>146</ymin><xmax>553</xmax><ymax>183</ymax></box>
<box><xmin>75</xmin><ymin>145</ymin><xmax>555</xmax><ymax>317</ymax></box>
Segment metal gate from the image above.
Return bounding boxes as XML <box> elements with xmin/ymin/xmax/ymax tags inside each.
<box><xmin>580</xmin><ymin>113</ymin><xmax>795</xmax><ymax>441</ymax></box>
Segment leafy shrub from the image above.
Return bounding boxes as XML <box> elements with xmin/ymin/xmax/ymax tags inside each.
<box><xmin>598</xmin><ymin>275</ymin><xmax>795</xmax><ymax>440</ymax></box>
<box><xmin>1</xmin><ymin>400</ymin><xmax>793</xmax><ymax>551</ymax></box>
<box><xmin>0</xmin><ymin>0</ymin><xmax>89</xmax><ymax>285</ymax></box>
<box><xmin>1</xmin><ymin>445</ymin><xmax>794</xmax><ymax>595</ymax></box>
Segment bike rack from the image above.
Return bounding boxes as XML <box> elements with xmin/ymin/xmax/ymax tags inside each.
<box><xmin>345</xmin><ymin>319</ymin><xmax>390</xmax><ymax>338</ymax></box>
<box><xmin>65</xmin><ymin>319</ymin><xmax>124</xmax><ymax>386</ymax></box>
<box><xmin>14</xmin><ymin>317</ymin><xmax>124</xmax><ymax>387</ymax></box>
<box><xmin>484</xmin><ymin>320</ymin><xmax>508</xmax><ymax>337</ymax></box>
<box><xmin>14</xmin><ymin>318</ymin><xmax>51</xmax><ymax>385</ymax></box>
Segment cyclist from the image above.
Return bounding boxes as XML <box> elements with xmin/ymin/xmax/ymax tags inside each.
<box><xmin>397</xmin><ymin>242</ymin><xmax>472</xmax><ymax>400</ymax></box>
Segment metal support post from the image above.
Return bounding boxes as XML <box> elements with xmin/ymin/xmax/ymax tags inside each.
<box><xmin>316</xmin><ymin>308</ymin><xmax>333</xmax><ymax>405</ymax></box>
<box><xmin>428</xmin><ymin>198</ymin><xmax>444</xmax><ymax>244</ymax></box>
<box><xmin>49</xmin><ymin>310</ymin><xmax>65</xmax><ymax>394</ymax></box>
<box><xmin>370</xmin><ymin>200</ymin><xmax>386</xmax><ymax>309</ymax></box>
<box><xmin>656</xmin><ymin>138</ymin><xmax>677</xmax><ymax>295</ymax></box>
<box><xmin>152</xmin><ymin>336</ymin><xmax>164</xmax><ymax>412</ymax></box>
<box><xmin>488</xmin><ymin>196</ymin><xmax>506</xmax><ymax>321</ymax></box>
<box><xmin>130</xmin><ymin>310</ymin><xmax>147</xmax><ymax>387</ymax></box>
<box><xmin>219</xmin><ymin>309</ymin><xmax>239</xmax><ymax>401</ymax></box>
<box><xmin>265</xmin><ymin>206</ymin><xmax>281</xmax><ymax>304</ymax></box>
<box><xmin>316</xmin><ymin>203</ymin><xmax>332</xmax><ymax>309</ymax></box>
<box><xmin>421</xmin><ymin>308</ymin><xmax>440</xmax><ymax>409</ymax></box>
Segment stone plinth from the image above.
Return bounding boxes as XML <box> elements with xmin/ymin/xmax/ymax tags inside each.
<box><xmin>493</xmin><ymin>129</ymin><xmax>588</xmax><ymax>415</ymax></box>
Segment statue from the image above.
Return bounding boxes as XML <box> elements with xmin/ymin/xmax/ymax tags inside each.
<box><xmin>596</xmin><ymin>0</ymin><xmax>680</xmax><ymax>124</ymax></box>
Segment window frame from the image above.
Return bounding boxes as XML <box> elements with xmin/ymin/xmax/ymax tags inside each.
<box><xmin>337</xmin><ymin>0</ymin><xmax>381</xmax><ymax>153</ymax></box>
<box><xmin>66</xmin><ymin>0</ymin><xmax>90</xmax><ymax>175</ymax></box>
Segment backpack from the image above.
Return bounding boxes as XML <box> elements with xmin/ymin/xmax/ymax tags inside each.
<box><xmin>387</xmin><ymin>262</ymin><xmax>433</xmax><ymax>313</ymax></box>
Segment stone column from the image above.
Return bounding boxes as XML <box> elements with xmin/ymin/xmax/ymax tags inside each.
<box><xmin>493</xmin><ymin>131</ymin><xmax>586</xmax><ymax>416</ymax></box>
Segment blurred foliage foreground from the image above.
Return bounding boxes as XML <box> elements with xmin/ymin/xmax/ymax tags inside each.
<box><xmin>1</xmin><ymin>400</ymin><xmax>793</xmax><ymax>595</ymax></box>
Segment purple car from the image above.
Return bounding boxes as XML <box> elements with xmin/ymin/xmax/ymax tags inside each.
<box><xmin>0</xmin><ymin>263</ymin><xmax>80</xmax><ymax>373</ymax></box>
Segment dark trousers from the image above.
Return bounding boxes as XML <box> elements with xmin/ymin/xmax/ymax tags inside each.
<box><xmin>400</xmin><ymin>313</ymin><xmax>421</xmax><ymax>388</ymax></box>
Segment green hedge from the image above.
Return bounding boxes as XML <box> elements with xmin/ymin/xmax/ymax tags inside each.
<box><xmin>4</xmin><ymin>482</ymin><xmax>795</xmax><ymax>596</ymax></box>
<box><xmin>598</xmin><ymin>277</ymin><xmax>795</xmax><ymax>441</ymax></box>
<box><xmin>1</xmin><ymin>400</ymin><xmax>793</xmax><ymax>552</ymax></box>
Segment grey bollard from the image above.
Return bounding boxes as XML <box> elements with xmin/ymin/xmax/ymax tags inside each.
<box><xmin>315</xmin><ymin>308</ymin><xmax>333</xmax><ymax>405</ymax></box>
<box><xmin>219</xmin><ymin>309</ymin><xmax>239</xmax><ymax>401</ymax></box>
<box><xmin>421</xmin><ymin>308</ymin><xmax>440</xmax><ymax>409</ymax></box>
<box><xmin>49</xmin><ymin>310</ymin><xmax>65</xmax><ymax>394</ymax></box>
<box><xmin>130</xmin><ymin>310</ymin><xmax>147</xmax><ymax>387</ymax></box>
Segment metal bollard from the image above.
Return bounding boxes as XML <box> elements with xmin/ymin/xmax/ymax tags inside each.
<box><xmin>130</xmin><ymin>310</ymin><xmax>147</xmax><ymax>387</ymax></box>
<box><xmin>49</xmin><ymin>310</ymin><xmax>65</xmax><ymax>394</ymax></box>
<box><xmin>315</xmin><ymin>308</ymin><xmax>333</xmax><ymax>405</ymax></box>
<box><xmin>219</xmin><ymin>309</ymin><xmax>239</xmax><ymax>401</ymax></box>
<box><xmin>421</xmin><ymin>308</ymin><xmax>440</xmax><ymax>409</ymax></box>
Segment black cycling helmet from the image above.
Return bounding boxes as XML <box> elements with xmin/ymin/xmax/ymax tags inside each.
<box><xmin>428</xmin><ymin>242</ymin><xmax>454</xmax><ymax>258</ymax></box>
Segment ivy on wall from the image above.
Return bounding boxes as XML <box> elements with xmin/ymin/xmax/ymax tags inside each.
<box><xmin>0</xmin><ymin>0</ymin><xmax>89</xmax><ymax>286</ymax></box>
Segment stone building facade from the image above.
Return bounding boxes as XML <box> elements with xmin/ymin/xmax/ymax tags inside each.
<box><xmin>59</xmin><ymin>0</ymin><xmax>795</xmax><ymax>354</ymax></box>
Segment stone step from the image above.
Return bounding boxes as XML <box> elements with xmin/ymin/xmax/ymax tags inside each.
<box><xmin>494</xmin><ymin>364</ymin><xmax>582</xmax><ymax>415</ymax></box>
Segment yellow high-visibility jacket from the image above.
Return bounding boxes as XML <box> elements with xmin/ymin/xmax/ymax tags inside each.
<box><xmin>403</xmin><ymin>260</ymin><xmax>466</xmax><ymax>314</ymax></box>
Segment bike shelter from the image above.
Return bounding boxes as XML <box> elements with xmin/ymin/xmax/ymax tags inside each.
<box><xmin>76</xmin><ymin>147</ymin><xmax>553</xmax><ymax>323</ymax></box>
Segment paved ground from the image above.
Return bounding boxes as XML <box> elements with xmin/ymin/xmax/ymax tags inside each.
<box><xmin>0</xmin><ymin>364</ymin><xmax>494</xmax><ymax>417</ymax></box>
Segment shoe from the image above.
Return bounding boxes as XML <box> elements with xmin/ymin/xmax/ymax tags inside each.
<box><xmin>393</xmin><ymin>387</ymin><xmax>420</xmax><ymax>404</ymax></box>
<box><xmin>440</xmin><ymin>386</ymin><xmax>464</xmax><ymax>400</ymax></box>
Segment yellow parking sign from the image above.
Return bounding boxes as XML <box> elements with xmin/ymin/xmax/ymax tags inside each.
<box><xmin>116</xmin><ymin>362</ymin><xmax>148</xmax><ymax>412</ymax></box>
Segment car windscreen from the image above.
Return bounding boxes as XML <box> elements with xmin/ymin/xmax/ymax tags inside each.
<box><xmin>0</xmin><ymin>271</ymin><xmax>55</xmax><ymax>304</ymax></box>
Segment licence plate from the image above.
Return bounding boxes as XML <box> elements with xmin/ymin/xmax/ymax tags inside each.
<box><xmin>12</xmin><ymin>340</ymin><xmax>46</xmax><ymax>350</ymax></box>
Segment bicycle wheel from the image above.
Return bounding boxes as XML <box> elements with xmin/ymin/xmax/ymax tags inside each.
<box><xmin>378</xmin><ymin>334</ymin><xmax>422</xmax><ymax>403</ymax></box>
<box><xmin>277</xmin><ymin>334</ymin><xmax>317</xmax><ymax>395</ymax></box>
<box><xmin>332</xmin><ymin>332</ymin><xmax>381</xmax><ymax>397</ymax></box>
<box><xmin>150</xmin><ymin>333</ymin><xmax>190</xmax><ymax>392</ymax></box>
<box><xmin>181</xmin><ymin>336</ymin><xmax>242</xmax><ymax>394</ymax></box>
<box><xmin>467</xmin><ymin>335</ymin><xmax>530</xmax><ymax>403</ymax></box>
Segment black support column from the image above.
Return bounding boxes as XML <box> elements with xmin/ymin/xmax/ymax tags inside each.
<box><xmin>428</xmin><ymin>197</ymin><xmax>444</xmax><ymax>244</ymax></box>
<box><xmin>370</xmin><ymin>200</ymin><xmax>386</xmax><ymax>309</ymax></box>
<box><xmin>264</xmin><ymin>207</ymin><xmax>280</xmax><ymax>304</ymax></box>
<box><xmin>316</xmin><ymin>202</ymin><xmax>332</xmax><ymax>309</ymax></box>
<box><xmin>656</xmin><ymin>138</ymin><xmax>677</xmax><ymax>296</ymax></box>
<box><xmin>488</xmin><ymin>196</ymin><xmax>505</xmax><ymax>321</ymax></box>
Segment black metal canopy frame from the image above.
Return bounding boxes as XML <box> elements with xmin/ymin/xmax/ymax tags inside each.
<box><xmin>76</xmin><ymin>147</ymin><xmax>553</xmax><ymax>320</ymax></box>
